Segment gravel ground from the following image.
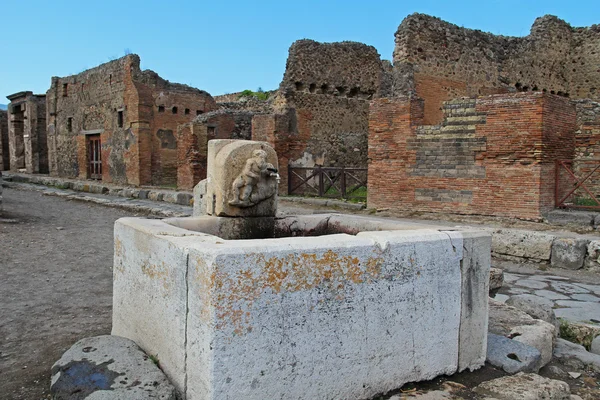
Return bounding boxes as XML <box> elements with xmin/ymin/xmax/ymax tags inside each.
<box><xmin>0</xmin><ymin>188</ymin><xmax>141</xmax><ymax>399</ymax></box>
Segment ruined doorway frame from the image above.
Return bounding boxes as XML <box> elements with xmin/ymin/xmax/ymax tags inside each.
<box><xmin>87</xmin><ymin>134</ymin><xmax>102</xmax><ymax>180</ymax></box>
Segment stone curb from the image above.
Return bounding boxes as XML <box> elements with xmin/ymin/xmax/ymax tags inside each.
<box><xmin>2</xmin><ymin>172</ymin><xmax>194</xmax><ymax>206</ymax></box>
<box><xmin>3</xmin><ymin>173</ymin><xmax>366</xmax><ymax>212</ymax></box>
<box><xmin>279</xmin><ymin>196</ymin><xmax>366</xmax><ymax>211</ymax></box>
<box><xmin>485</xmin><ymin>227</ymin><xmax>600</xmax><ymax>272</ymax></box>
<box><xmin>4</xmin><ymin>181</ymin><xmax>190</xmax><ymax>218</ymax></box>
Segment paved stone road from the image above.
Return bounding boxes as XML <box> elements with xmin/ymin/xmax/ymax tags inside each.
<box><xmin>497</xmin><ymin>272</ymin><xmax>600</xmax><ymax>323</ymax></box>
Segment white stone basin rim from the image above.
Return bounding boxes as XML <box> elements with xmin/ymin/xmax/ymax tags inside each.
<box><xmin>112</xmin><ymin>216</ymin><xmax>491</xmax><ymax>400</ymax></box>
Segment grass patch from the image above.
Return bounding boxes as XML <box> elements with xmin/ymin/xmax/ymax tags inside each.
<box><xmin>559</xmin><ymin>318</ymin><xmax>596</xmax><ymax>350</ymax></box>
<box><xmin>148</xmin><ymin>354</ymin><xmax>160</xmax><ymax>367</ymax></box>
<box><xmin>574</xmin><ymin>197</ymin><xmax>600</xmax><ymax>207</ymax></box>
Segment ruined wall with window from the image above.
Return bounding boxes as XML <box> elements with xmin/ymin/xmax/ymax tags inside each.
<box><xmin>254</xmin><ymin>39</ymin><xmax>393</xmax><ymax>193</ymax></box>
<box><xmin>6</xmin><ymin>91</ymin><xmax>47</xmax><ymax>173</ymax></box>
<box><xmin>393</xmin><ymin>14</ymin><xmax>600</xmax><ymax>124</ymax></box>
<box><xmin>0</xmin><ymin>110</ymin><xmax>8</xmax><ymax>170</ymax></box>
<box><xmin>47</xmin><ymin>57</ymin><xmax>130</xmax><ymax>181</ymax></box>
<box><xmin>47</xmin><ymin>54</ymin><xmax>216</xmax><ymax>186</ymax></box>
<box><xmin>131</xmin><ymin>67</ymin><xmax>216</xmax><ymax>186</ymax></box>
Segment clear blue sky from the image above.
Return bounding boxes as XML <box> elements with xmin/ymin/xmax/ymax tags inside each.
<box><xmin>1</xmin><ymin>0</ymin><xmax>598</xmax><ymax>103</ymax></box>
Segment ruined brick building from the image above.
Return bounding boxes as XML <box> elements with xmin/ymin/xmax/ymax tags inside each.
<box><xmin>0</xmin><ymin>110</ymin><xmax>8</xmax><ymax>170</ymax></box>
<box><xmin>175</xmin><ymin>91</ymin><xmax>275</xmax><ymax>189</ymax></box>
<box><xmin>5</xmin><ymin>91</ymin><xmax>47</xmax><ymax>173</ymax></box>
<box><xmin>3</xmin><ymin>13</ymin><xmax>598</xmax><ymax>222</ymax></box>
<box><xmin>251</xmin><ymin>39</ymin><xmax>393</xmax><ymax>190</ymax></box>
<box><xmin>392</xmin><ymin>14</ymin><xmax>600</xmax><ymax>124</ymax></box>
<box><xmin>367</xmin><ymin>14</ymin><xmax>600</xmax><ymax>220</ymax></box>
<box><xmin>46</xmin><ymin>54</ymin><xmax>217</xmax><ymax>186</ymax></box>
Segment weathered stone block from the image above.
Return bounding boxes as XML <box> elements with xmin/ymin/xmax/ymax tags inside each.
<box><xmin>206</xmin><ymin>139</ymin><xmax>278</xmax><ymax>217</ymax></box>
<box><xmin>486</xmin><ymin>333</ymin><xmax>542</xmax><ymax>373</ymax></box>
<box><xmin>551</xmin><ymin>238</ymin><xmax>589</xmax><ymax>270</ymax></box>
<box><xmin>492</xmin><ymin>229</ymin><xmax>556</xmax><ymax>261</ymax></box>
<box><xmin>489</xmin><ymin>267</ymin><xmax>504</xmax><ymax>292</ymax></box>
<box><xmin>112</xmin><ymin>216</ymin><xmax>491</xmax><ymax>400</ymax></box>
<box><xmin>474</xmin><ymin>372</ymin><xmax>570</xmax><ymax>400</ymax></box>
<box><xmin>192</xmin><ymin>179</ymin><xmax>207</xmax><ymax>216</ymax></box>
<box><xmin>51</xmin><ymin>335</ymin><xmax>179</xmax><ymax>399</ymax></box>
<box><xmin>175</xmin><ymin>192</ymin><xmax>193</xmax><ymax>206</ymax></box>
<box><xmin>584</xmin><ymin>240</ymin><xmax>600</xmax><ymax>270</ymax></box>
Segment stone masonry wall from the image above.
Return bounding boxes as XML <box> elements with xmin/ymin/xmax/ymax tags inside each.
<box><xmin>47</xmin><ymin>55</ymin><xmax>216</xmax><ymax>187</ymax></box>
<box><xmin>132</xmin><ymin>68</ymin><xmax>216</xmax><ymax>187</ymax></box>
<box><xmin>47</xmin><ymin>57</ymin><xmax>130</xmax><ymax>181</ymax></box>
<box><xmin>176</xmin><ymin>110</ymin><xmax>254</xmax><ymax>189</ymax></box>
<box><xmin>280</xmin><ymin>39</ymin><xmax>392</xmax><ymax>99</ymax></box>
<box><xmin>0</xmin><ymin>110</ymin><xmax>8</xmax><ymax>170</ymax></box>
<box><xmin>7</xmin><ymin>92</ymin><xmax>47</xmax><ymax>174</ymax></box>
<box><xmin>394</xmin><ymin>14</ymin><xmax>600</xmax><ymax>124</ymax></box>
<box><xmin>570</xmin><ymin>100</ymin><xmax>600</xmax><ymax>201</ymax></box>
<box><xmin>251</xmin><ymin>39</ymin><xmax>392</xmax><ymax>194</ymax></box>
<box><xmin>368</xmin><ymin>92</ymin><xmax>576</xmax><ymax>220</ymax></box>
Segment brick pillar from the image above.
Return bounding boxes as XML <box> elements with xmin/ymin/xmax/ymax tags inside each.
<box><xmin>367</xmin><ymin>97</ymin><xmax>422</xmax><ymax>210</ymax></box>
<box><xmin>177</xmin><ymin>122</ymin><xmax>208</xmax><ymax>190</ymax></box>
<box><xmin>252</xmin><ymin>114</ymin><xmax>290</xmax><ymax>194</ymax></box>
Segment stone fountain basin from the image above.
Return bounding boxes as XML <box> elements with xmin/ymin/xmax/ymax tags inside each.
<box><xmin>112</xmin><ymin>213</ymin><xmax>491</xmax><ymax>400</ymax></box>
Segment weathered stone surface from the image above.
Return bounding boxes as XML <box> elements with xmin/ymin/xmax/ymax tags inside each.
<box><xmin>206</xmin><ymin>140</ymin><xmax>279</xmax><ymax>217</ymax></box>
<box><xmin>489</xmin><ymin>267</ymin><xmax>504</xmax><ymax>292</ymax></box>
<box><xmin>551</xmin><ymin>238</ymin><xmax>589</xmax><ymax>270</ymax></box>
<box><xmin>50</xmin><ymin>335</ymin><xmax>179</xmax><ymax>399</ymax></box>
<box><xmin>456</xmin><ymin>231</ymin><xmax>491</xmax><ymax>372</ymax></box>
<box><xmin>591</xmin><ymin>334</ymin><xmax>600</xmax><ymax>355</ymax></box>
<box><xmin>486</xmin><ymin>333</ymin><xmax>542</xmax><ymax>373</ymax></box>
<box><xmin>585</xmin><ymin>240</ymin><xmax>600</xmax><ymax>270</ymax></box>
<box><xmin>192</xmin><ymin>179</ymin><xmax>207</xmax><ymax>216</ymax></box>
<box><xmin>112</xmin><ymin>219</ymin><xmax>206</xmax><ymax>391</ymax></box>
<box><xmin>488</xmin><ymin>298</ymin><xmax>555</xmax><ymax>367</ymax></box>
<box><xmin>509</xmin><ymin>323</ymin><xmax>555</xmax><ymax>369</ymax></box>
<box><xmin>489</xmin><ymin>298</ymin><xmax>543</xmax><ymax>335</ymax></box>
<box><xmin>492</xmin><ymin>229</ymin><xmax>555</xmax><ymax>261</ymax></box>
<box><xmin>505</xmin><ymin>294</ymin><xmax>558</xmax><ymax>331</ymax></box>
<box><xmin>545</xmin><ymin>210</ymin><xmax>595</xmax><ymax>227</ymax></box>
<box><xmin>554</xmin><ymin>338</ymin><xmax>600</xmax><ymax>372</ymax></box>
<box><xmin>113</xmin><ymin>216</ymin><xmax>491</xmax><ymax>399</ymax></box>
<box><xmin>474</xmin><ymin>372</ymin><xmax>570</xmax><ymax>400</ymax></box>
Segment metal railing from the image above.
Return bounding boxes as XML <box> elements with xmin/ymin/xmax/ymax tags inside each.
<box><xmin>288</xmin><ymin>166</ymin><xmax>367</xmax><ymax>200</ymax></box>
<box><xmin>555</xmin><ymin>159</ymin><xmax>600</xmax><ymax>209</ymax></box>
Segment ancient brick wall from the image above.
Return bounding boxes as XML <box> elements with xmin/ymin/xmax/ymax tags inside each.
<box><xmin>133</xmin><ymin>72</ymin><xmax>216</xmax><ymax>187</ymax></box>
<box><xmin>0</xmin><ymin>110</ymin><xmax>8</xmax><ymax>170</ymax></box>
<box><xmin>569</xmin><ymin>100</ymin><xmax>600</xmax><ymax>201</ymax></box>
<box><xmin>281</xmin><ymin>39</ymin><xmax>392</xmax><ymax>99</ymax></box>
<box><xmin>394</xmin><ymin>14</ymin><xmax>600</xmax><ymax>124</ymax></box>
<box><xmin>47</xmin><ymin>57</ymin><xmax>130</xmax><ymax>181</ymax></box>
<box><xmin>251</xmin><ymin>39</ymin><xmax>392</xmax><ymax>191</ymax></box>
<box><xmin>177</xmin><ymin>122</ymin><xmax>208</xmax><ymax>190</ymax></box>
<box><xmin>7</xmin><ymin>92</ymin><xmax>47</xmax><ymax>174</ymax></box>
<box><xmin>368</xmin><ymin>92</ymin><xmax>577</xmax><ymax>220</ymax></box>
<box><xmin>47</xmin><ymin>55</ymin><xmax>216</xmax><ymax>187</ymax></box>
<box><xmin>176</xmin><ymin>110</ymin><xmax>253</xmax><ymax>189</ymax></box>
<box><xmin>214</xmin><ymin>90</ymin><xmax>277</xmax><ymax>105</ymax></box>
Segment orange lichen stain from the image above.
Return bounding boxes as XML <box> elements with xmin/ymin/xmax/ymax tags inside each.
<box><xmin>140</xmin><ymin>260</ymin><xmax>171</xmax><ymax>291</ymax></box>
<box><xmin>194</xmin><ymin>255</ymin><xmax>214</xmax><ymax>324</ymax></box>
<box><xmin>204</xmin><ymin>250</ymin><xmax>385</xmax><ymax>336</ymax></box>
<box><xmin>114</xmin><ymin>238</ymin><xmax>123</xmax><ymax>259</ymax></box>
